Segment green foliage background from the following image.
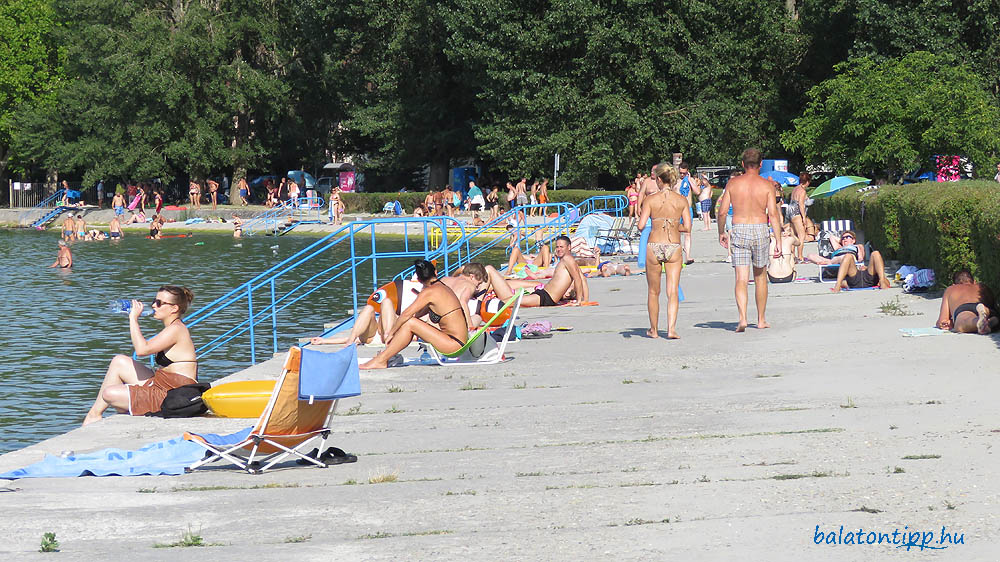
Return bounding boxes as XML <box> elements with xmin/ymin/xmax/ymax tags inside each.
<box><xmin>1</xmin><ymin>0</ymin><xmax>999</xmax><ymax>194</ymax></box>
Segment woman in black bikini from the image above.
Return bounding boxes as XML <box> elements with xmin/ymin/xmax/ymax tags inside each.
<box><xmin>361</xmin><ymin>260</ymin><xmax>469</xmax><ymax>370</ymax></box>
<box><xmin>82</xmin><ymin>286</ymin><xmax>197</xmax><ymax>425</ymax></box>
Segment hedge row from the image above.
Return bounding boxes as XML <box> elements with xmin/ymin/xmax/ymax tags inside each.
<box><xmin>340</xmin><ymin>189</ymin><xmax>626</xmax><ymax>214</ymax></box>
<box><xmin>809</xmin><ymin>181</ymin><xmax>1000</xmax><ymax>286</ymax></box>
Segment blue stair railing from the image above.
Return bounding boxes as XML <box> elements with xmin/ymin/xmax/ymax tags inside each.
<box><xmin>241</xmin><ymin>197</ymin><xmax>326</xmax><ymax>237</ymax></box>
<box><xmin>36</xmin><ymin>189</ymin><xmax>66</xmax><ymax>208</ymax></box>
<box><xmin>184</xmin><ymin>215</ymin><xmax>468</xmax><ymax>365</ymax></box>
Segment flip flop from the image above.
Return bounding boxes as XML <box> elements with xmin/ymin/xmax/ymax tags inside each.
<box><xmin>320</xmin><ymin>446</ymin><xmax>358</xmax><ymax>465</ymax></box>
<box><xmin>553</xmin><ymin>326</ymin><xmax>573</xmax><ymax>331</ymax></box>
<box><xmin>386</xmin><ymin>353</ymin><xmax>405</xmax><ymax>368</ymax></box>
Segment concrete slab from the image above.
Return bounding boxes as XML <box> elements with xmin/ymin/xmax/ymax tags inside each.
<box><xmin>1</xmin><ymin>227</ymin><xmax>997</xmax><ymax>560</ymax></box>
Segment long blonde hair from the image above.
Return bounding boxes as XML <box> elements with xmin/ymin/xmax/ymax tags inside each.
<box><xmin>652</xmin><ymin>162</ymin><xmax>680</xmax><ymax>188</ymax></box>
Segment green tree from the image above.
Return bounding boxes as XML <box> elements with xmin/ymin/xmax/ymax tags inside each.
<box><xmin>343</xmin><ymin>0</ymin><xmax>478</xmax><ymax>188</ymax></box>
<box><xmin>444</xmin><ymin>0</ymin><xmax>805</xmax><ymax>186</ymax></box>
<box><xmin>781</xmin><ymin>51</ymin><xmax>1000</xmax><ymax>177</ymax></box>
<box><xmin>0</xmin><ymin>0</ymin><xmax>61</xmax><ymax>191</ymax></box>
<box><xmin>12</xmin><ymin>0</ymin><xmax>297</xmax><ymax>190</ymax></box>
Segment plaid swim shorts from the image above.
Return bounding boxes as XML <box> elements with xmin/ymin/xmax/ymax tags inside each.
<box><xmin>730</xmin><ymin>223</ymin><xmax>770</xmax><ymax>268</ymax></box>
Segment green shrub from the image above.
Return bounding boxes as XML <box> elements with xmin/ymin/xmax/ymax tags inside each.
<box><xmin>809</xmin><ymin>181</ymin><xmax>1000</xmax><ymax>287</ymax></box>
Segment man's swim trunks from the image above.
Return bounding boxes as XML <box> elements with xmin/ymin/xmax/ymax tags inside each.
<box><xmin>951</xmin><ymin>302</ymin><xmax>997</xmax><ymax>326</ymax></box>
<box><xmin>532</xmin><ymin>287</ymin><xmax>558</xmax><ymax>307</ymax></box>
<box><xmin>730</xmin><ymin>223</ymin><xmax>770</xmax><ymax>268</ymax></box>
<box><xmin>647</xmin><ymin>242</ymin><xmax>680</xmax><ymax>264</ymax></box>
<box><xmin>700</xmin><ymin>199</ymin><xmax>712</xmax><ymax>213</ymax></box>
<box><xmin>846</xmin><ymin>268</ymin><xmax>878</xmax><ymax>289</ymax></box>
<box><xmin>114</xmin><ymin>206</ymin><xmax>125</xmax><ymax>215</ymax></box>
<box><xmin>110</xmin><ymin>232</ymin><xmax>121</xmax><ymax>239</ymax></box>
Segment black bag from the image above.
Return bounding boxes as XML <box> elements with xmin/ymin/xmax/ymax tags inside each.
<box><xmin>145</xmin><ymin>382</ymin><xmax>212</xmax><ymax>418</ymax></box>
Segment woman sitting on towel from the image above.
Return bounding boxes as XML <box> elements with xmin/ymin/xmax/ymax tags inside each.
<box><xmin>360</xmin><ymin>260</ymin><xmax>469</xmax><ymax>370</ymax></box>
<box><xmin>82</xmin><ymin>286</ymin><xmax>197</xmax><ymax>425</ymax></box>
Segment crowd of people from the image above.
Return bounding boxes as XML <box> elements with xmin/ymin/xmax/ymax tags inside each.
<box><xmin>72</xmin><ymin>150</ymin><xmax>999</xmax><ymax>424</ymax></box>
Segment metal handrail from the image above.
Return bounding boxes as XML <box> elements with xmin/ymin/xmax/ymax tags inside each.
<box><xmin>185</xmin><ymin>215</ymin><xmax>467</xmax><ymax>365</ymax></box>
<box><xmin>242</xmin><ymin>197</ymin><xmax>327</xmax><ymax>236</ymax></box>
<box><xmin>36</xmin><ymin>189</ymin><xmax>66</xmax><ymax>208</ymax></box>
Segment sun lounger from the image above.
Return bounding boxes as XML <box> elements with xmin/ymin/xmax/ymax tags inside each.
<box><xmin>428</xmin><ymin>289</ymin><xmax>525</xmax><ymax>366</ymax></box>
<box><xmin>184</xmin><ymin>345</ymin><xmax>360</xmax><ymax>474</ymax></box>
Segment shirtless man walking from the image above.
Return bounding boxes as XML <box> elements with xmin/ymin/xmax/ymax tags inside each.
<box><xmin>935</xmin><ymin>270</ymin><xmax>998</xmax><ymax>334</ymax></box>
<box><xmin>717</xmin><ymin>148</ymin><xmax>782</xmax><ymax>332</ymax></box>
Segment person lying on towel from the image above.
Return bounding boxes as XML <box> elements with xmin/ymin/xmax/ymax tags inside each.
<box><xmin>360</xmin><ymin>260</ymin><xmax>469</xmax><ymax>369</ymax></box>
<box><xmin>83</xmin><ymin>286</ymin><xmax>197</xmax><ymax>426</ymax></box>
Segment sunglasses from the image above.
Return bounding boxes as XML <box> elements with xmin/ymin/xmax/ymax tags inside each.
<box><xmin>841</xmin><ymin>235</ymin><xmax>855</xmax><ymax>240</ymax></box>
<box><xmin>151</xmin><ymin>298</ymin><xmax>177</xmax><ymax>308</ymax></box>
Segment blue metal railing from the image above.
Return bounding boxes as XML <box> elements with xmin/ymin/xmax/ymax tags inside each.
<box><xmin>184</xmin><ymin>215</ymin><xmax>467</xmax><ymax>365</ymax></box>
<box><xmin>241</xmin><ymin>197</ymin><xmax>327</xmax><ymax>236</ymax></box>
<box><xmin>185</xmin><ymin>194</ymin><xmax>625</xmax><ymax>366</ymax></box>
<box><xmin>36</xmin><ymin>189</ymin><xmax>66</xmax><ymax>208</ymax></box>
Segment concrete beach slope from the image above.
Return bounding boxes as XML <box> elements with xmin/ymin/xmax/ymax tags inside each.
<box><xmin>1</xmin><ymin>228</ymin><xmax>997</xmax><ymax>560</ymax></box>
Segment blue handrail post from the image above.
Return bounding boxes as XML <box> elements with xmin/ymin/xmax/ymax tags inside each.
<box><xmin>269</xmin><ymin>278</ymin><xmax>278</xmax><ymax>356</ymax></box>
<box><xmin>350</xmin><ymin>225</ymin><xmax>359</xmax><ymax>318</ymax></box>
<box><xmin>246</xmin><ymin>283</ymin><xmax>256</xmax><ymax>364</ymax></box>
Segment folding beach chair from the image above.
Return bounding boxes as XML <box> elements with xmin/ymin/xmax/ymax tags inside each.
<box><xmin>595</xmin><ymin>217</ymin><xmax>639</xmax><ymax>254</ymax></box>
<box><xmin>428</xmin><ymin>289</ymin><xmax>525</xmax><ymax>366</ymax></box>
<box><xmin>184</xmin><ymin>345</ymin><xmax>361</xmax><ymax>474</ymax></box>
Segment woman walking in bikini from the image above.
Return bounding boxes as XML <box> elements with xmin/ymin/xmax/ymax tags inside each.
<box><xmin>638</xmin><ymin>163</ymin><xmax>689</xmax><ymax>339</ymax></box>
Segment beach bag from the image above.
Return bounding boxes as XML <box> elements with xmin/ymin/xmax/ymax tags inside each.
<box><xmin>146</xmin><ymin>383</ymin><xmax>211</xmax><ymax>418</ymax></box>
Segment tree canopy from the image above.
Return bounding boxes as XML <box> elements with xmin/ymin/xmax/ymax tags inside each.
<box><xmin>781</xmin><ymin>51</ymin><xmax>1000</xmax><ymax>176</ymax></box>
<box><xmin>2</xmin><ymin>0</ymin><xmax>999</xmax><ymax>191</ymax></box>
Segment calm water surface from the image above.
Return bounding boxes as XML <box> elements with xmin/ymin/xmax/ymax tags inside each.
<box><xmin>0</xmin><ymin>229</ymin><xmax>501</xmax><ymax>454</ymax></box>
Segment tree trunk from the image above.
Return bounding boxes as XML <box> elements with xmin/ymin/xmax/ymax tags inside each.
<box><xmin>428</xmin><ymin>158</ymin><xmax>449</xmax><ymax>190</ymax></box>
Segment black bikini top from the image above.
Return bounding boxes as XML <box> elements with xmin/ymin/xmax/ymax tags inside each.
<box><xmin>155</xmin><ymin>350</ymin><xmax>196</xmax><ymax>367</ymax></box>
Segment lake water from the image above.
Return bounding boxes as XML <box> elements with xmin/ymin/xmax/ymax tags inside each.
<box><xmin>0</xmin><ymin>228</ymin><xmax>503</xmax><ymax>454</ymax></box>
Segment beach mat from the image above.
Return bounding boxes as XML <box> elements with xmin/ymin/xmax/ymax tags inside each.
<box><xmin>0</xmin><ymin>430</ymin><xmax>252</xmax><ymax>479</ymax></box>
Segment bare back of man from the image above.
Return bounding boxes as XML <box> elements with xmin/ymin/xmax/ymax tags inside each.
<box><xmin>937</xmin><ymin>273</ymin><xmax>998</xmax><ymax>334</ymax></box>
<box><xmin>718</xmin><ymin>148</ymin><xmax>782</xmax><ymax>332</ymax></box>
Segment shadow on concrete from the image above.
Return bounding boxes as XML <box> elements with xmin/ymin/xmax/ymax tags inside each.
<box><xmin>693</xmin><ymin>321</ymin><xmax>741</xmax><ymax>331</ymax></box>
<box><xmin>619</xmin><ymin>328</ymin><xmax>652</xmax><ymax>339</ymax></box>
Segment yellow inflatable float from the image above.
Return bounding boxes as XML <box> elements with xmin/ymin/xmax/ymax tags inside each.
<box><xmin>202</xmin><ymin>380</ymin><xmax>275</xmax><ymax>418</ymax></box>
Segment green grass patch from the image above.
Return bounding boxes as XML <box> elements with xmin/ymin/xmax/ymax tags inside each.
<box><xmin>39</xmin><ymin>532</ymin><xmax>59</xmax><ymax>553</ymax></box>
<box><xmin>902</xmin><ymin>454</ymin><xmax>941</xmax><ymax>460</ymax></box>
<box><xmin>283</xmin><ymin>534</ymin><xmax>312</xmax><ymax>543</ymax></box>
<box><xmin>460</xmin><ymin>381</ymin><xmax>487</xmax><ymax>391</ymax></box>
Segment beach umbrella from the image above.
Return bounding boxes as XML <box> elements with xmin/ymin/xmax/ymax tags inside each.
<box><xmin>761</xmin><ymin>170</ymin><xmax>799</xmax><ymax>186</ymax></box>
<box><xmin>809</xmin><ymin>176</ymin><xmax>870</xmax><ymax>199</ymax></box>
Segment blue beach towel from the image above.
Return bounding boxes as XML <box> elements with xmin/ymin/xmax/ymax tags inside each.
<box><xmin>0</xmin><ymin>428</ymin><xmax>251</xmax><ymax>479</ymax></box>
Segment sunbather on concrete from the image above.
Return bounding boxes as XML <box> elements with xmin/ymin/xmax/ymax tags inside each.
<box><xmin>440</xmin><ymin>263</ymin><xmax>489</xmax><ymax>327</ymax></box>
<box><xmin>361</xmin><ymin>260</ymin><xmax>469</xmax><ymax>369</ymax></box>
<box><xmin>805</xmin><ymin>231</ymin><xmax>865</xmax><ymax>265</ymax></box>
<box><xmin>597</xmin><ymin>261</ymin><xmax>631</xmax><ymax>277</ymax></box>
<box><xmin>829</xmin><ymin>234</ymin><xmax>891</xmax><ymax>292</ymax></box>
<box><xmin>935</xmin><ymin>270</ymin><xmax>998</xmax><ymax>334</ymax></box>
<box><xmin>311</xmin><ymin>277</ymin><xmax>423</xmax><ymax>348</ymax></box>
<box><xmin>484</xmin><ymin>236</ymin><xmax>589</xmax><ymax>307</ymax></box>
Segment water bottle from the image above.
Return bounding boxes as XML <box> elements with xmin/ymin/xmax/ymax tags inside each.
<box><xmin>108</xmin><ymin>299</ymin><xmax>154</xmax><ymax>316</ymax></box>
<box><xmin>417</xmin><ymin>343</ymin><xmax>432</xmax><ymax>363</ymax></box>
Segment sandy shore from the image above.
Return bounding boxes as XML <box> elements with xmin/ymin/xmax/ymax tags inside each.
<box><xmin>1</xmin><ymin>227</ymin><xmax>997</xmax><ymax>560</ymax></box>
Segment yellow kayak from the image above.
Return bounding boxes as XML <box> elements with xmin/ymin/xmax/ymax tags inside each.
<box><xmin>202</xmin><ymin>380</ymin><xmax>275</xmax><ymax>418</ymax></box>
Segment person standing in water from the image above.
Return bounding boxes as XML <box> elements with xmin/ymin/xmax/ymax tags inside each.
<box><xmin>83</xmin><ymin>286</ymin><xmax>197</xmax><ymax>425</ymax></box>
<box><xmin>50</xmin><ymin>240</ymin><xmax>73</xmax><ymax>268</ymax></box>
<box><xmin>717</xmin><ymin>148</ymin><xmax>782</xmax><ymax>332</ymax></box>
<box><xmin>638</xmin><ymin>163</ymin><xmax>689</xmax><ymax>339</ymax></box>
